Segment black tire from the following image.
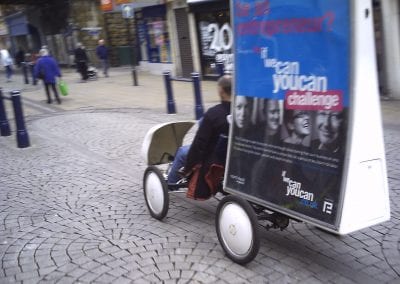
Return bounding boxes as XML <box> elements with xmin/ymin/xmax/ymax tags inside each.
<box><xmin>216</xmin><ymin>195</ymin><xmax>260</xmax><ymax>265</ymax></box>
<box><xmin>143</xmin><ymin>166</ymin><xmax>169</xmax><ymax>220</ymax></box>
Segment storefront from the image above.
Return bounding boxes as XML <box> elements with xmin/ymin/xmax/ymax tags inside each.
<box><xmin>189</xmin><ymin>0</ymin><xmax>231</xmax><ymax>79</ymax></box>
<box><xmin>135</xmin><ymin>4</ymin><xmax>172</xmax><ymax>64</ymax></box>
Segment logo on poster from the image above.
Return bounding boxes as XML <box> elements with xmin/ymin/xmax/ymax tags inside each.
<box><xmin>229</xmin><ymin>174</ymin><xmax>245</xmax><ymax>185</ymax></box>
<box><xmin>323</xmin><ymin>200</ymin><xmax>333</xmax><ymax>214</ymax></box>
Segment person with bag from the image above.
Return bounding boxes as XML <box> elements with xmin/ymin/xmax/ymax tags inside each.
<box><xmin>0</xmin><ymin>48</ymin><xmax>13</xmax><ymax>82</ymax></box>
<box><xmin>178</xmin><ymin>75</ymin><xmax>232</xmax><ymax>200</ymax></box>
<box><xmin>34</xmin><ymin>48</ymin><xmax>62</xmax><ymax>104</ymax></box>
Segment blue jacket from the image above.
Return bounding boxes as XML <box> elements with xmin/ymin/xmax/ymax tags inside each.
<box><xmin>96</xmin><ymin>45</ymin><xmax>108</xmax><ymax>60</ymax></box>
<box><xmin>34</xmin><ymin>56</ymin><xmax>61</xmax><ymax>84</ymax></box>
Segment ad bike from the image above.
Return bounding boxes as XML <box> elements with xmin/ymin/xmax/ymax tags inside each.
<box><xmin>142</xmin><ymin>0</ymin><xmax>390</xmax><ymax>265</ymax></box>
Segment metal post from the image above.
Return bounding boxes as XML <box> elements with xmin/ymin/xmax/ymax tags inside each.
<box><xmin>132</xmin><ymin>67</ymin><xmax>138</xmax><ymax>86</ymax></box>
<box><xmin>125</xmin><ymin>18</ymin><xmax>139</xmax><ymax>87</ymax></box>
<box><xmin>10</xmin><ymin>90</ymin><xmax>30</xmax><ymax>148</ymax></box>
<box><xmin>29</xmin><ymin>63</ymin><xmax>37</xmax><ymax>85</ymax></box>
<box><xmin>22</xmin><ymin>62</ymin><xmax>29</xmax><ymax>84</ymax></box>
<box><xmin>0</xmin><ymin>88</ymin><xmax>11</xmax><ymax>136</ymax></box>
<box><xmin>216</xmin><ymin>60</ymin><xmax>224</xmax><ymax>77</ymax></box>
<box><xmin>163</xmin><ymin>71</ymin><xmax>176</xmax><ymax>114</ymax></box>
<box><xmin>191</xmin><ymin>72</ymin><xmax>204</xmax><ymax>120</ymax></box>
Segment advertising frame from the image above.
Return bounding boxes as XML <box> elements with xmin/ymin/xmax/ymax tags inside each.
<box><xmin>224</xmin><ymin>0</ymin><xmax>354</xmax><ymax>231</ymax></box>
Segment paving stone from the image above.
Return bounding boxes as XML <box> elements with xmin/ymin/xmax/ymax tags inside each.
<box><xmin>124</xmin><ymin>270</ymin><xmax>145</xmax><ymax>280</ymax></box>
<box><xmin>94</xmin><ymin>273</ymin><xmax>117</xmax><ymax>283</ymax></box>
<box><xmin>156</xmin><ymin>262</ymin><xmax>174</xmax><ymax>272</ymax></box>
<box><xmin>112</xmin><ymin>276</ymin><xmax>132</xmax><ymax>284</ymax></box>
<box><xmin>140</xmin><ymin>264</ymin><xmax>160</xmax><ymax>275</ymax></box>
<box><xmin>174</xmin><ymin>261</ymin><xmax>192</xmax><ymax>271</ymax></box>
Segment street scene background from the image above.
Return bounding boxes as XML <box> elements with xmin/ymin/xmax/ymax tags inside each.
<box><xmin>0</xmin><ymin>68</ymin><xmax>399</xmax><ymax>283</ymax></box>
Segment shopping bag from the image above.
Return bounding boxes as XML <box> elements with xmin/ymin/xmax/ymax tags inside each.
<box><xmin>58</xmin><ymin>80</ymin><xmax>68</xmax><ymax>96</ymax></box>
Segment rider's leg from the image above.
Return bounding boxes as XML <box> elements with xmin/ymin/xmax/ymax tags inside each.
<box><xmin>167</xmin><ymin>145</ymin><xmax>190</xmax><ymax>184</ymax></box>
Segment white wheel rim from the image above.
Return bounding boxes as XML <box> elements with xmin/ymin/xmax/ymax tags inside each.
<box><xmin>145</xmin><ymin>171</ymin><xmax>165</xmax><ymax>215</ymax></box>
<box><xmin>219</xmin><ymin>202</ymin><xmax>253</xmax><ymax>257</ymax></box>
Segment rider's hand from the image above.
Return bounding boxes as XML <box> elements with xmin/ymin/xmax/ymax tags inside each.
<box><xmin>178</xmin><ymin>167</ymin><xmax>192</xmax><ymax>177</ymax></box>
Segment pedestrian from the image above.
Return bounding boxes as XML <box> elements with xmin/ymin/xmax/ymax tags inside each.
<box><xmin>74</xmin><ymin>43</ymin><xmax>88</xmax><ymax>82</ymax></box>
<box><xmin>34</xmin><ymin>48</ymin><xmax>62</xmax><ymax>104</ymax></box>
<box><xmin>0</xmin><ymin>48</ymin><xmax>13</xmax><ymax>82</ymax></box>
<box><xmin>96</xmin><ymin>39</ymin><xmax>109</xmax><ymax>77</ymax></box>
<box><xmin>15</xmin><ymin>48</ymin><xmax>25</xmax><ymax>68</ymax></box>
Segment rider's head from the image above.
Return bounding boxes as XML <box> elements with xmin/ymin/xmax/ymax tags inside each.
<box><xmin>217</xmin><ymin>75</ymin><xmax>232</xmax><ymax>102</ymax></box>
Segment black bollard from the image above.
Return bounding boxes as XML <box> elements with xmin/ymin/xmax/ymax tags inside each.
<box><xmin>163</xmin><ymin>71</ymin><xmax>176</xmax><ymax>114</ymax></box>
<box><xmin>10</xmin><ymin>90</ymin><xmax>30</xmax><ymax>148</ymax></box>
<box><xmin>216</xmin><ymin>60</ymin><xmax>224</xmax><ymax>77</ymax></box>
<box><xmin>191</xmin><ymin>72</ymin><xmax>204</xmax><ymax>120</ymax></box>
<box><xmin>22</xmin><ymin>62</ymin><xmax>29</xmax><ymax>84</ymax></box>
<box><xmin>29</xmin><ymin>63</ymin><xmax>37</xmax><ymax>85</ymax></box>
<box><xmin>132</xmin><ymin>67</ymin><xmax>138</xmax><ymax>86</ymax></box>
<box><xmin>0</xmin><ymin>88</ymin><xmax>11</xmax><ymax>136</ymax></box>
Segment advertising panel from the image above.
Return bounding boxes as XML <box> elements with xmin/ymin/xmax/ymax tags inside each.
<box><xmin>226</xmin><ymin>0</ymin><xmax>350</xmax><ymax>227</ymax></box>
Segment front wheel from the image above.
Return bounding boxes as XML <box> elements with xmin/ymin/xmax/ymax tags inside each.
<box><xmin>143</xmin><ymin>166</ymin><xmax>169</xmax><ymax>220</ymax></box>
<box><xmin>216</xmin><ymin>195</ymin><xmax>260</xmax><ymax>265</ymax></box>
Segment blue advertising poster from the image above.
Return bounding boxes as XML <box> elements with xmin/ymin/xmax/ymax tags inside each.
<box><xmin>226</xmin><ymin>0</ymin><xmax>350</xmax><ymax>227</ymax></box>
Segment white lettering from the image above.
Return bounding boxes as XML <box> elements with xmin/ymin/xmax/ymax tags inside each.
<box><xmin>282</xmin><ymin>171</ymin><xmax>314</xmax><ymax>201</ymax></box>
<box><xmin>286</xmin><ymin>91</ymin><xmax>340</xmax><ymax>110</ymax></box>
<box><xmin>272</xmin><ymin>74</ymin><xmax>328</xmax><ymax>94</ymax></box>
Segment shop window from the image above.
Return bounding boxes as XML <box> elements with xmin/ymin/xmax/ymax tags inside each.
<box><xmin>196</xmin><ymin>10</ymin><xmax>232</xmax><ymax>78</ymax></box>
<box><xmin>146</xmin><ymin>19</ymin><xmax>171</xmax><ymax>63</ymax></box>
<box><xmin>136</xmin><ymin>9</ymin><xmax>171</xmax><ymax>64</ymax></box>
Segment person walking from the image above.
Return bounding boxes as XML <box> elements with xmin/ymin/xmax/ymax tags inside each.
<box><xmin>0</xmin><ymin>48</ymin><xmax>13</xmax><ymax>82</ymax></box>
<box><xmin>15</xmin><ymin>48</ymin><xmax>25</xmax><ymax>68</ymax></box>
<box><xmin>74</xmin><ymin>43</ymin><xmax>88</xmax><ymax>82</ymax></box>
<box><xmin>34</xmin><ymin>48</ymin><xmax>62</xmax><ymax>104</ymax></box>
<box><xmin>96</xmin><ymin>39</ymin><xmax>109</xmax><ymax>77</ymax></box>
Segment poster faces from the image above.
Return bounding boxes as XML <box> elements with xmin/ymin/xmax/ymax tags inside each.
<box><xmin>226</xmin><ymin>0</ymin><xmax>350</xmax><ymax>227</ymax></box>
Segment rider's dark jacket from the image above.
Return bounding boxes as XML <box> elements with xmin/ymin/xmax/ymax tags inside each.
<box><xmin>185</xmin><ymin>100</ymin><xmax>231</xmax><ymax>199</ymax></box>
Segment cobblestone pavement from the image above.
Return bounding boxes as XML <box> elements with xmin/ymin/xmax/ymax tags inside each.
<box><xmin>0</xmin><ymin>71</ymin><xmax>399</xmax><ymax>283</ymax></box>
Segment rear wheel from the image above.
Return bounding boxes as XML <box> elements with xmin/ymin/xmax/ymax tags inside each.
<box><xmin>216</xmin><ymin>195</ymin><xmax>260</xmax><ymax>264</ymax></box>
<box><xmin>143</xmin><ymin>166</ymin><xmax>169</xmax><ymax>220</ymax></box>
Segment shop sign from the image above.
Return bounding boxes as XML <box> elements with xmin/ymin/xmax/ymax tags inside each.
<box><xmin>100</xmin><ymin>0</ymin><xmax>113</xmax><ymax>11</ymax></box>
<box><xmin>115</xmin><ymin>0</ymin><xmax>131</xmax><ymax>4</ymax></box>
<box><xmin>226</xmin><ymin>0</ymin><xmax>350</xmax><ymax>227</ymax></box>
<box><xmin>122</xmin><ymin>4</ymin><xmax>134</xmax><ymax>18</ymax></box>
<box><xmin>199</xmin><ymin>21</ymin><xmax>233</xmax><ymax>72</ymax></box>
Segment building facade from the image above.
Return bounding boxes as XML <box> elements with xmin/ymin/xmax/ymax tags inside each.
<box><xmin>0</xmin><ymin>0</ymin><xmax>399</xmax><ymax>98</ymax></box>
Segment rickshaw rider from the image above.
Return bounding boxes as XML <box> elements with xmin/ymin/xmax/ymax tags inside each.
<box><xmin>172</xmin><ymin>75</ymin><xmax>232</xmax><ymax>200</ymax></box>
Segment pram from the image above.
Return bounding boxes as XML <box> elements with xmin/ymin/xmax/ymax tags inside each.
<box><xmin>87</xmin><ymin>66</ymin><xmax>98</xmax><ymax>80</ymax></box>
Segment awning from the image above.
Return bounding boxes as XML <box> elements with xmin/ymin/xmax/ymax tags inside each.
<box><xmin>187</xmin><ymin>0</ymin><xmax>229</xmax><ymax>12</ymax></box>
<box><xmin>5</xmin><ymin>13</ymin><xmax>28</xmax><ymax>36</ymax></box>
<box><xmin>187</xmin><ymin>0</ymin><xmax>217</xmax><ymax>4</ymax></box>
